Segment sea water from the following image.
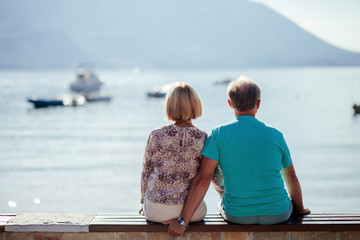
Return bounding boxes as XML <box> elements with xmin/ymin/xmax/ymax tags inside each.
<box><xmin>0</xmin><ymin>67</ymin><xmax>360</xmax><ymax>213</ymax></box>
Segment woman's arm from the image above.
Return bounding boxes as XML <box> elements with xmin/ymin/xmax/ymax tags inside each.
<box><xmin>212</xmin><ymin>165</ymin><xmax>224</xmax><ymax>197</ymax></box>
<box><xmin>140</xmin><ymin>134</ymin><xmax>155</xmax><ymax>204</ymax></box>
<box><xmin>281</xmin><ymin>163</ymin><xmax>310</xmax><ymax>215</ymax></box>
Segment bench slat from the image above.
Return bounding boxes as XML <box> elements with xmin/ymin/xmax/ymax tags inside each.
<box><xmin>92</xmin><ymin>213</ymin><xmax>360</xmax><ymax>221</ymax></box>
<box><xmin>89</xmin><ymin>223</ymin><xmax>360</xmax><ymax>232</ymax></box>
<box><xmin>0</xmin><ymin>215</ymin><xmax>16</xmax><ymax>232</ymax></box>
<box><xmin>89</xmin><ymin>213</ymin><xmax>360</xmax><ymax>232</ymax></box>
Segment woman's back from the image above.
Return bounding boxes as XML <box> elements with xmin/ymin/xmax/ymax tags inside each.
<box><xmin>142</xmin><ymin>124</ymin><xmax>206</xmax><ymax>205</ymax></box>
<box><xmin>140</xmin><ymin>82</ymin><xmax>209</xmax><ymax>223</ymax></box>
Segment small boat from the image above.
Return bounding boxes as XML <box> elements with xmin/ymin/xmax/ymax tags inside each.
<box><xmin>353</xmin><ymin>104</ymin><xmax>360</xmax><ymax>114</ymax></box>
<box><xmin>84</xmin><ymin>92</ymin><xmax>112</xmax><ymax>102</ymax></box>
<box><xmin>147</xmin><ymin>83</ymin><xmax>172</xmax><ymax>98</ymax></box>
<box><xmin>214</xmin><ymin>78</ymin><xmax>233</xmax><ymax>85</ymax></box>
<box><xmin>27</xmin><ymin>95</ymin><xmax>86</xmax><ymax>108</ymax></box>
<box><xmin>70</xmin><ymin>68</ymin><xmax>103</xmax><ymax>93</ymax></box>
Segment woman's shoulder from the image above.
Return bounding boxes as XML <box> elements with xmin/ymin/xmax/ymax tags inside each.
<box><xmin>188</xmin><ymin>126</ymin><xmax>207</xmax><ymax>139</ymax></box>
<box><xmin>149</xmin><ymin>124</ymin><xmax>176</xmax><ymax>137</ymax></box>
<box><xmin>149</xmin><ymin>124</ymin><xmax>206</xmax><ymax>138</ymax></box>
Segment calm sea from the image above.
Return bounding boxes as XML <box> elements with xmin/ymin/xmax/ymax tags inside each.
<box><xmin>1</xmin><ymin>67</ymin><xmax>360</xmax><ymax>214</ymax></box>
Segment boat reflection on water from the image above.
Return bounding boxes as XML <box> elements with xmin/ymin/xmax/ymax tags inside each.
<box><xmin>84</xmin><ymin>92</ymin><xmax>112</xmax><ymax>102</ymax></box>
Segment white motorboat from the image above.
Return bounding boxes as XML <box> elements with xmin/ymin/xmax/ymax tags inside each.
<box><xmin>70</xmin><ymin>68</ymin><xmax>103</xmax><ymax>93</ymax></box>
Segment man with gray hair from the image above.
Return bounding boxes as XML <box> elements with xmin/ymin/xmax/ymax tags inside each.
<box><xmin>164</xmin><ymin>76</ymin><xmax>310</xmax><ymax>237</ymax></box>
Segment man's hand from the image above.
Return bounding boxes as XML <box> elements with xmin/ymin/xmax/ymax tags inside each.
<box><xmin>294</xmin><ymin>207</ymin><xmax>311</xmax><ymax>215</ymax></box>
<box><xmin>163</xmin><ymin>218</ymin><xmax>187</xmax><ymax>237</ymax></box>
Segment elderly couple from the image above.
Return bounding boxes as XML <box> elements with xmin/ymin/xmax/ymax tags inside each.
<box><xmin>140</xmin><ymin>77</ymin><xmax>310</xmax><ymax>237</ymax></box>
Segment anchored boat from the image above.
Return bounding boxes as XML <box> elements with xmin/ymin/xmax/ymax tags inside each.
<box><xmin>27</xmin><ymin>95</ymin><xmax>86</xmax><ymax>108</ymax></box>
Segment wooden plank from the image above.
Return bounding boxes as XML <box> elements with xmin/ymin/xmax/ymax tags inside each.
<box><xmin>89</xmin><ymin>222</ymin><xmax>360</xmax><ymax>232</ymax></box>
<box><xmin>90</xmin><ymin>222</ymin><xmax>360</xmax><ymax>232</ymax></box>
<box><xmin>301</xmin><ymin>215</ymin><xmax>360</xmax><ymax>219</ymax></box>
<box><xmin>92</xmin><ymin>219</ymin><xmax>148</xmax><ymax>222</ymax></box>
<box><xmin>95</xmin><ymin>213</ymin><xmax>141</xmax><ymax>217</ymax></box>
<box><xmin>91</xmin><ymin>216</ymin><xmax>359</xmax><ymax>223</ymax></box>
<box><xmin>88</xmin><ymin>213</ymin><xmax>360</xmax><ymax>232</ymax></box>
<box><xmin>301</xmin><ymin>216</ymin><xmax>360</xmax><ymax>219</ymax></box>
<box><xmin>94</xmin><ymin>213</ymin><xmax>360</xmax><ymax>219</ymax></box>
<box><xmin>0</xmin><ymin>215</ymin><xmax>16</xmax><ymax>232</ymax></box>
<box><xmin>0</xmin><ymin>217</ymin><xmax>15</xmax><ymax>221</ymax></box>
<box><xmin>302</xmin><ymin>213</ymin><xmax>360</xmax><ymax>216</ymax></box>
<box><xmin>91</xmin><ymin>216</ymin><xmax>360</xmax><ymax>223</ymax></box>
<box><xmin>294</xmin><ymin>218</ymin><xmax>360</xmax><ymax>222</ymax></box>
<box><xmin>95</xmin><ymin>215</ymin><xmax>145</xmax><ymax>218</ymax></box>
<box><xmin>94</xmin><ymin>213</ymin><xmax>360</xmax><ymax>217</ymax></box>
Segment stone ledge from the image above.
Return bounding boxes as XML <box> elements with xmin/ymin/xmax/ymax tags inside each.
<box><xmin>4</xmin><ymin>213</ymin><xmax>95</xmax><ymax>232</ymax></box>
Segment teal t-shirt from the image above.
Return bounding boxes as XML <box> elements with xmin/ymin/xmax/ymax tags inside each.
<box><xmin>202</xmin><ymin>115</ymin><xmax>292</xmax><ymax>217</ymax></box>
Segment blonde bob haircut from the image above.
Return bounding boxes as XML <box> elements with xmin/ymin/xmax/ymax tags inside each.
<box><xmin>165</xmin><ymin>82</ymin><xmax>202</xmax><ymax>121</ymax></box>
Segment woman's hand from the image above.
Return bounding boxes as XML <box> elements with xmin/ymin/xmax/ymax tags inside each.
<box><xmin>138</xmin><ymin>207</ymin><xmax>143</xmax><ymax>215</ymax></box>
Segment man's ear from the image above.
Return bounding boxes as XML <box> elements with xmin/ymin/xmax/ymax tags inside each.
<box><xmin>228</xmin><ymin>99</ymin><xmax>234</xmax><ymax>109</ymax></box>
<box><xmin>256</xmin><ymin>99</ymin><xmax>261</xmax><ymax>109</ymax></box>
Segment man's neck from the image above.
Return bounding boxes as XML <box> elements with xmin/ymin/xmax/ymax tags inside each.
<box><xmin>235</xmin><ymin>109</ymin><xmax>257</xmax><ymax>118</ymax></box>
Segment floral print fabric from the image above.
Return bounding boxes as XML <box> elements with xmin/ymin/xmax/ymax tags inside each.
<box><xmin>141</xmin><ymin>124</ymin><xmax>224</xmax><ymax>205</ymax></box>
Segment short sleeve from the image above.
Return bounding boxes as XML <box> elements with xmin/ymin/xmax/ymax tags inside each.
<box><xmin>281</xmin><ymin>135</ymin><xmax>292</xmax><ymax>169</ymax></box>
<box><xmin>201</xmin><ymin>129</ymin><xmax>220</xmax><ymax>162</ymax></box>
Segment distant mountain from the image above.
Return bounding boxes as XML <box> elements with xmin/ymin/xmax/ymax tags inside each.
<box><xmin>0</xmin><ymin>24</ymin><xmax>92</xmax><ymax>68</ymax></box>
<box><xmin>0</xmin><ymin>0</ymin><xmax>359</xmax><ymax>69</ymax></box>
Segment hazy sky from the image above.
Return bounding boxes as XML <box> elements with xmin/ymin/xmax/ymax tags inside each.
<box><xmin>252</xmin><ymin>0</ymin><xmax>360</xmax><ymax>53</ymax></box>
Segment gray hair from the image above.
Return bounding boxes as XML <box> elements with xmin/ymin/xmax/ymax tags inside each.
<box><xmin>227</xmin><ymin>76</ymin><xmax>261</xmax><ymax>112</ymax></box>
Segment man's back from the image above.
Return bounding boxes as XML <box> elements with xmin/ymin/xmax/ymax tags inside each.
<box><xmin>202</xmin><ymin>115</ymin><xmax>292</xmax><ymax>217</ymax></box>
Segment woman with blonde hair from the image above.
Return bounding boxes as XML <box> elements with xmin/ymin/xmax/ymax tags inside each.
<box><xmin>140</xmin><ymin>82</ymin><xmax>223</xmax><ymax>223</ymax></box>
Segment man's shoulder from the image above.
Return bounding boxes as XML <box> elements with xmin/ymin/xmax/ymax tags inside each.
<box><xmin>216</xmin><ymin>119</ymin><xmax>238</xmax><ymax>129</ymax></box>
<box><xmin>259</xmin><ymin>121</ymin><xmax>284</xmax><ymax>137</ymax></box>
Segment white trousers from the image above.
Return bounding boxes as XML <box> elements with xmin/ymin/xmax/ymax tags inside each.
<box><xmin>144</xmin><ymin>198</ymin><xmax>207</xmax><ymax>223</ymax></box>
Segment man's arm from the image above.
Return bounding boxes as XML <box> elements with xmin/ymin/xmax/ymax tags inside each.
<box><xmin>163</xmin><ymin>156</ymin><xmax>219</xmax><ymax>237</ymax></box>
<box><xmin>281</xmin><ymin>163</ymin><xmax>310</xmax><ymax>215</ymax></box>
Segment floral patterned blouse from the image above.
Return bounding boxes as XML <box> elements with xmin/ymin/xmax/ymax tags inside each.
<box><xmin>141</xmin><ymin>124</ymin><xmax>224</xmax><ymax>205</ymax></box>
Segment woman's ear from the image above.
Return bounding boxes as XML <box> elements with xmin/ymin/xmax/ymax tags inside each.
<box><xmin>228</xmin><ymin>99</ymin><xmax>234</xmax><ymax>109</ymax></box>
